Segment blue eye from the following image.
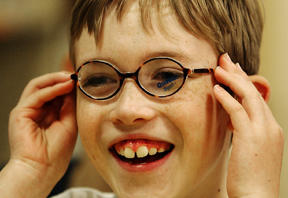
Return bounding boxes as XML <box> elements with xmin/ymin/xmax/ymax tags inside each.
<box><xmin>153</xmin><ymin>71</ymin><xmax>181</xmax><ymax>88</ymax></box>
<box><xmin>153</xmin><ymin>71</ymin><xmax>178</xmax><ymax>81</ymax></box>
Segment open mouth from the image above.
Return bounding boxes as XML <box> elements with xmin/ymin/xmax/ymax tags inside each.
<box><xmin>109</xmin><ymin>139</ymin><xmax>175</xmax><ymax>165</ymax></box>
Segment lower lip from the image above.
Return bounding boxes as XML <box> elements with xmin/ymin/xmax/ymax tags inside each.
<box><xmin>112</xmin><ymin>151</ymin><xmax>173</xmax><ymax>172</ymax></box>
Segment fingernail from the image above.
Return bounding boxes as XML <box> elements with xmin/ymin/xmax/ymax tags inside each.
<box><xmin>214</xmin><ymin>84</ymin><xmax>222</xmax><ymax>91</ymax></box>
<box><xmin>215</xmin><ymin>66</ymin><xmax>223</xmax><ymax>71</ymax></box>
<box><xmin>236</xmin><ymin>63</ymin><xmax>242</xmax><ymax>70</ymax></box>
<box><xmin>224</xmin><ymin>53</ymin><xmax>231</xmax><ymax>63</ymax></box>
<box><xmin>62</xmin><ymin>71</ymin><xmax>72</xmax><ymax>75</ymax></box>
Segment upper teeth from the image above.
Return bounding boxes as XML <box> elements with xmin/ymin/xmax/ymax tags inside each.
<box><xmin>119</xmin><ymin>148</ymin><xmax>125</xmax><ymax>156</ymax></box>
<box><xmin>118</xmin><ymin>146</ymin><xmax>167</xmax><ymax>159</ymax></box>
<box><xmin>149</xmin><ymin>147</ymin><xmax>157</xmax><ymax>155</ymax></box>
<box><xmin>136</xmin><ymin>146</ymin><xmax>149</xmax><ymax>158</ymax></box>
<box><xmin>124</xmin><ymin>147</ymin><xmax>135</xmax><ymax>158</ymax></box>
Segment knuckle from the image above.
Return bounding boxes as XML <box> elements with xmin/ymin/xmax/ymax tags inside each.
<box><xmin>9</xmin><ymin>107</ymin><xmax>23</xmax><ymax>124</ymax></box>
<box><xmin>276</xmin><ymin>125</ymin><xmax>284</xmax><ymax>141</ymax></box>
<box><xmin>9</xmin><ymin>106</ymin><xmax>20</xmax><ymax>117</ymax></box>
<box><xmin>9</xmin><ymin>107</ymin><xmax>33</xmax><ymax>126</ymax></box>
<box><xmin>273</xmin><ymin>126</ymin><xmax>285</xmax><ymax>149</ymax></box>
<box><xmin>231</xmin><ymin>103</ymin><xmax>244</xmax><ymax>114</ymax></box>
<box><xmin>234</xmin><ymin>72</ymin><xmax>248</xmax><ymax>82</ymax></box>
<box><xmin>250</xmin><ymin>93</ymin><xmax>263</xmax><ymax>105</ymax></box>
<box><xmin>268</xmin><ymin>123</ymin><xmax>285</xmax><ymax>143</ymax></box>
<box><xmin>242</xmin><ymin>87</ymin><xmax>261</xmax><ymax>103</ymax></box>
<box><xmin>28</xmin><ymin>77</ymin><xmax>38</xmax><ymax>85</ymax></box>
<box><xmin>27</xmin><ymin>78</ymin><xmax>39</xmax><ymax>88</ymax></box>
<box><xmin>246</xmin><ymin>84</ymin><xmax>259</xmax><ymax>97</ymax></box>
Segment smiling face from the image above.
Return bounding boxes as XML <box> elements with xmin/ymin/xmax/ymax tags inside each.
<box><xmin>74</xmin><ymin>2</ymin><xmax>231</xmax><ymax>198</ymax></box>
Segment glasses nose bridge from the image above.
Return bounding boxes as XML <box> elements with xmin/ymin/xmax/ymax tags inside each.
<box><xmin>120</xmin><ymin>69</ymin><xmax>140</xmax><ymax>83</ymax></box>
<box><xmin>118</xmin><ymin>69</ymin><xmax>148</xmax><ymax>96</ymax></box>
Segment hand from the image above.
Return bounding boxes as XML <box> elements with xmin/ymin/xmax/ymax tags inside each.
<box><xmin>213</xmin><ymin>54</ymin><xmax>284</xmax><ymax>198</ymax></box>
<box><xmin>0</xmin><ymin>72</ymin><xmax>77</xmax><ymax>197</ymax></box>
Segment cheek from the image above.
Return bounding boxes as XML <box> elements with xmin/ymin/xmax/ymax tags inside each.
<box><xmin>76</xmin><ymin>94</ymin><xmax>106</xmax><ymax>160</ymax></box>
<box><xmin>76</xmin><ymin>95</ymin><xmax>117</xmax><ymax>184</ymax></box>
<box><xmin>163</xmin><ymin>78</ymin><xmax>229</xmax><ymax>163</ymax></box>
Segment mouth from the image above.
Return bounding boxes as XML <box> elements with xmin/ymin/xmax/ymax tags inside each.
<box><xmin>109</xmin><ymin>139</ymin><xmax>175</xmax><ymax>167</ymax></box>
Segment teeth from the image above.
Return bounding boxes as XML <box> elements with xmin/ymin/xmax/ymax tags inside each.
<box><xmin>136</xmin><ymin>146</ymin><xmax>149</xmax><ymax>158</ymax></box>
<box><xmin>119</xmin><ymin>148</ymin><xmax>125</xmax><ymax>156</ymax></box>
<box><xmin>124</xmin><ymin>147</ymin><xmax>135</xmax><ymax>158</ymax></box>
<box><xmin>116</xmin><ymin>145</ymin><xmax>170</xmax><ymax>159</ymax></box>
<box><xmin>149</xmin><ymin>147</ymin><xmax>157</xmax><ymax>155</ymax></box>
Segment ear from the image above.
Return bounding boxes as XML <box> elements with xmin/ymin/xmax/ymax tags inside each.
<box><xmin>248</xmin><ymin>75</ymin><xmax>270</xmax><ymax>102</ymax></box>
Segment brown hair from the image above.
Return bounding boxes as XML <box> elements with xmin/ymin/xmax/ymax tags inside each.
<box><xmin>70</xmin><ymin>0</ymin><xmax>264</xmax><ymax>75</ymax></box>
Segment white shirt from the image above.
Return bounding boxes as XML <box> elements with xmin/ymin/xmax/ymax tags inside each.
<box><xmin>50</xmin><ymin>188</ymin><xmax>116</xmax><ymax>198</ymax></box>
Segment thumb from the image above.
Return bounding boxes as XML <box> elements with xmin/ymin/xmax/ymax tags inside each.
<box><xmin>59</xmin><ymin>91</ymin><xmax>77</xmax><ymax>134</ymax></box>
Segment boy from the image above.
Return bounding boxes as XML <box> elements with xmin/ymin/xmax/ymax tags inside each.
<box><xmin>0</xmin><ymin>0</ymin><xmax>284</xmax><ymax>198</ymax></box>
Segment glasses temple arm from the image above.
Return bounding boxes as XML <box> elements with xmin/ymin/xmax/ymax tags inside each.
<box><xmin>188</xmin><ymin>68</ymin><xmax>214</xmax><ymax>77</ymax></box>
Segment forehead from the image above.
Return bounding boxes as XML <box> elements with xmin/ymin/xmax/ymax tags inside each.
<box><xmin>74</xmin><ymin>2</ymin><xmax>218</xmax><ymax>70</ymax></box>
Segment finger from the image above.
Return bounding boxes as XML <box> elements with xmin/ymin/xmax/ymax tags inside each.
<box><xmin>20</xmin><ymin>80</ymin><xmax>74</xmax><ymax>111</ymax></box>
<box><xmin>218</xmin><ymin>54</ymin><xmax>248</xmax><ymax>79</ymax></box>
<box><xmin>217</xmin><ymin>56</ymin><xmax>267</xmax><ymax>122</ymax></box>
<box><xmin>213</xmin><ymin>84</ymin><xmax>251</xmax><ymax>133</ymax></box>
<box><xmin>47</xmin><ymin>93</ymin><xmax>77</xmax><ymax>159</ymax></box>
<box><xmin>35</xmin><ymin>96</ymin><xmax>65</xmax><ymax>128</ymax></box>
<box><xmin>59</xmin><ymin>92</ymin><xmax>77</xmax><ymax>134</ymax></box>
<box><xmin>218</xmin><ymin>53</ymin><xmax>237</xmax><ymax>72</ymax></box>
<box><xmin>214</xmin><ymin>66</ymin><xmax>265</xmax><ymax>121</ymax></box>
<box><xmin>19</xmin><ymin>72</ymin><xmax>72</xmax><ymax>102</ymax></box>
<box><xmin>260</xmin><ymin>99</ymin><xmax>280</xmax><ymax>129</ymax></box>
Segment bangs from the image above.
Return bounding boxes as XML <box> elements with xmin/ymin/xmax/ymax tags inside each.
<box><xmin>70</xmin><ymin>0</ymin><xmax>232</xmax><ymax>62</ymax></box>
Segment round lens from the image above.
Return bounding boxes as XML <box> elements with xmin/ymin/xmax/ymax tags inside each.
<box><xmin>78</xmin><ymin>61</ymin><xmax>120</xmax><ymax>99</ymax></box>
<box><xmin>139</xmin><ymin>58</ymin><xmax>185</xmax><ymax>97</ymax></box>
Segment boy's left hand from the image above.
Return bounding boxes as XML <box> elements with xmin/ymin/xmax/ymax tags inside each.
<box><xmin>213</xmin><ymin>54</ymin><xmax>284</xmax><ymax>198</ymax></box>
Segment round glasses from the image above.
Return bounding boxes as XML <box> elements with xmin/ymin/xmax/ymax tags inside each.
<box><xmin>71</xmin><ymin>57</ymin><xmax>214</xmax><ymax>100</ymax></box>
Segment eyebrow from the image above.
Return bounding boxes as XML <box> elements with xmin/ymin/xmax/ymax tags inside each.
<box><xmin>142</xmin><ymin>51</ymin><xmax>194</xmax><ymax>64</ymax></box>
<box><xmin>77</xmin><ymin>50</ymin><xmax>195</xmax><ymax>69</ymax></box>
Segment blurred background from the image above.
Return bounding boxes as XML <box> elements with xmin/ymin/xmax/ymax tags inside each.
<box><xmin>0</xmin><ymin>0</ymin><xmax>287</xmax><ymax>197</ymax></box>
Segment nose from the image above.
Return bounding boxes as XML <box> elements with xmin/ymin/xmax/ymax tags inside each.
<box><xmin>109</xmin><ymin>81</ymin><xmax>157</xmax><ymax>126</ymax></box>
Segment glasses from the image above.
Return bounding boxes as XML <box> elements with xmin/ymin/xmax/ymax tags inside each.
<box><xmin>71</xmin><ymin>57</ymin><xmax>214</xmax><ymax>100</ymax></box>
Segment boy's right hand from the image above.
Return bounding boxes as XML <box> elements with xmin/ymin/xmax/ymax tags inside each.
<box><xmin>0</xmin><ymin>72</ymin><xmax>77</xmax><ymax>198</ymax></box>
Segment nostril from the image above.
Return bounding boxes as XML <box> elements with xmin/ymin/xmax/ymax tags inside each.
<box><xmin>109</xmin><ymin>104</ymin><xmax>157</xmax><ymax>126</ymax></box>
<box><xmin>135</xmin><ymin>118</ymin><xmax>145</xmax><ymax>122</ymax></box>
<box><xmin>112</xmin><ymin>117</ymin><xmax>146</xmax><ymax>126</ymax></box>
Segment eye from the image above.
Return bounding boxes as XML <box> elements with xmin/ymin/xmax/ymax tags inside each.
<box><xmin>151</xmin><ymin>67</ymin><xmax>182</xmax><ymax>83</ymax></box>
<box><xmin>152</xmin><ymin>71</ymin><xmax>180</xmax><ymax>81</ymax></box>
<box><xmin>82</xmin><ymin>75</ymin><xmax>117</xmax><ymax>88</ymax></box>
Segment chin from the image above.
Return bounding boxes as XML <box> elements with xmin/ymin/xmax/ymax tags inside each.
<box><xmin>110</xmin><ymin>181</ymin><xmax>177</xmax><ymax>198</ymax></box>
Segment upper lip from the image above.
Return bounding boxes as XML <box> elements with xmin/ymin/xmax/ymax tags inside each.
<box><xmin>108</xmin><ymin>133</ymin><xmax>174</xmax><ymax>149</ymax></box>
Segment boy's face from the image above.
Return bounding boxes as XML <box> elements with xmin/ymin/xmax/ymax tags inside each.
<box><xmin>74</xmin><ymin>3</ymin><xmax>231</xmax><ymax>198</ymax></box>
